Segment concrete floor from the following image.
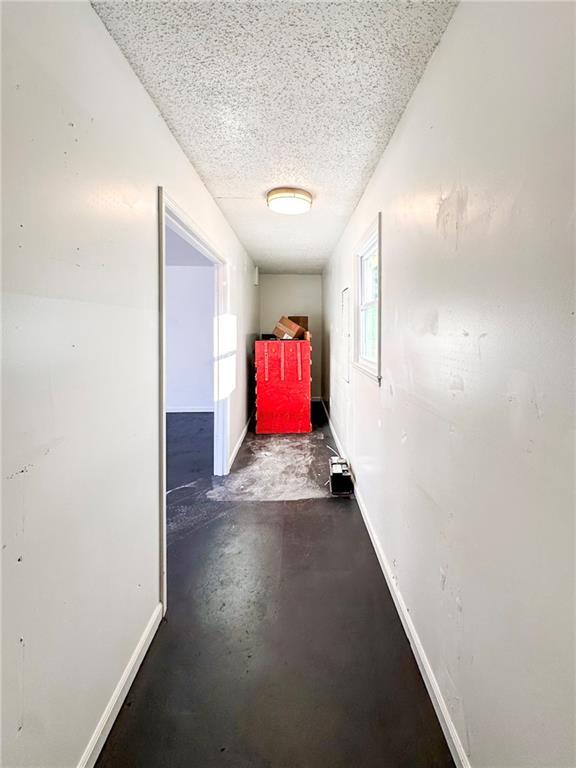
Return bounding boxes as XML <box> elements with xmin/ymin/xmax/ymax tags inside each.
<box><xmin>96</xmin><ymin>405</ymin><xmax>454</xmax><ymax>767</ymax></box>
<box><xmin>166</xmin><ymin>411</ymin><xmax>214</xmax><ymax>494</ymax></box>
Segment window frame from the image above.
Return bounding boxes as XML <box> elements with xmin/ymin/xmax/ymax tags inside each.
<box><xmin>354</xmin><ymin>214</ymin><xmax>382</xmax><ymax>385</ymax></box>
<box><xmin>340</xmin><ymin>286</ymin><xmax>350</xmax><ymax>384</ymax></box>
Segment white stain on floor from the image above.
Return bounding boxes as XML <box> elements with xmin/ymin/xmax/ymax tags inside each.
<box><xmin>207</xmin><ymin>432</ymin><xmax>332</xmax><ymax>502</ymax></box>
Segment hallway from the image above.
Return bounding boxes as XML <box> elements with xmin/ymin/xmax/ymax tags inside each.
<box><xmin>3</xmin><ymin>2</ymin><xmax>575</xmax><ymax>766</ymax></box>
<box><xmin>96</xmin><ymin>406</ymin><xmax>454</xmax><ymax>767</ymax></box>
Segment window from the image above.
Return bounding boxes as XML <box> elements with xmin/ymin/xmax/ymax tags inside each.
<box><xmin>355</xmin><ymin>218</ymin><xmax>381</xmax><ymax>383</ymax></box>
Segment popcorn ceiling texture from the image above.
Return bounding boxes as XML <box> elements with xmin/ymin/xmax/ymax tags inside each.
<box><xmin>92</xmin><ymin>1</ymin><xmax>456</xmax><ymax>273</ymax></box>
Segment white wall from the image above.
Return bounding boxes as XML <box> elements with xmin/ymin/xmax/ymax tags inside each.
<box><xmin>259</xmin><ymin>274</ymin><xmax>323</xmax><ymax>398</ymax></box>
<box><xmin>323</xmin><ymin>3</ymin><xmax>575</xmax><ymax>767</ymax></box>
<box><xmin>2</xmin><ymin>3</ymin><xmax>258</xmax><ymax>766</ymax></box>
<box><xmin>166</xmin><ymin>265</ymin><xmax>214</xmax><ymax>412</ymax></box>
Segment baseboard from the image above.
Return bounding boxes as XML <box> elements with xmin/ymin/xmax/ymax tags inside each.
<box><xmin>77</xmin><ymin>603</ymin><xmax>163</xmax><ymax>768</ymax></box>
<box><xmin>324</xmin><ymin>406</ymin><xmax>470</xmax><ymax>768</ymax></box>
<box><xmin>321</xmin><ymin>400</ymin><xmax>346</xmax><ymax>457</ymax></box>
<box><xmin>228</xmin><ymin>413</ymin><xmax>252</xmax><ymax>472</ymax></box>
<box><xmin>165</xmin><ymin>406</ymin><xmax>214</xmax><ymax>413</ymax></box>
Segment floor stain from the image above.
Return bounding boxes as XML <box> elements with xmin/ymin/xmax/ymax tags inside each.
<box><xmin>166</xmin><ymin>405</ymin><xmax>334</xmax><ymax>544</ymax></box>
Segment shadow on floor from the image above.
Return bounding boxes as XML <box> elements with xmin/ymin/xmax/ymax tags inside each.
<box><xmin>96</xmin><ymin>403</ymin><xmax>454</xmax><ymax>768</ymax></box>
<box><xmin>166</xmin><ymin>411</ymin><xmax>214</xmax><ymax>492</ymax></box>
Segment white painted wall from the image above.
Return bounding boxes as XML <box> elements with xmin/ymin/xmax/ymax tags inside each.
<box><xmin>166</xmin><ymin>266</ymin><xmax>214</xmax><ymax>412</ymax></box>
<box><xmin>259</xmin><ymin>274</ymin><xmax>323</xmax><ymax>398</ymax></box>
<box><xmin>323</xmin><ymin>3</ymin><xmax>575</xmax><ymax>767</ymax></box>
<box><xmin>2</xmin><ymin>3</ymin><xmax>258</xmax><ymax>766</ymax></box>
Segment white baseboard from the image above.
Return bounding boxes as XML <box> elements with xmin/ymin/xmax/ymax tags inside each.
<box><xmin>323</xmin><ymin>402</ymin><xmax>470</xmax><ymax>768</ymax></box>
<box><xmin>228</xmin><ymin>413</ymin><xmax>251</xmax><ymax>472</ymax></box>
<box><xmin>353</xmin><ymin>487</ymin><xmax>470</xmax><ymax>768</ymax></box>
<box><xmin>321</xmin><ymin>401</ymin><xmax>346</xmax><ymax>457</ymax></box>
<box><xmin>166</xmin><ymin>406</ymin><xmax>214</xmax><ymax>413</ymax></box>
<box><xmin>77</xmin><ymin>603</ymin><xmax>163</xmax><ymax>768</ymax></box>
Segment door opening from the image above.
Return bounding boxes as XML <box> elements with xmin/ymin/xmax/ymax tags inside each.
<box><xmin>158</xmin><ymin>188</ymin><xmax>230</xmax><ymax>612</ymax></box>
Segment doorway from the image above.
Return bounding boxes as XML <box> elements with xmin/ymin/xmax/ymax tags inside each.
<box><xmin>158</xmin><ymin>188</ymin><xmax>229</xmax><ymax>611</ymax></box>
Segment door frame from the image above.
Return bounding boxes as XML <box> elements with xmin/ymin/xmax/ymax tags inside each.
<box><xmin>158</xmin><ymin>186</ymin><xmax>230</xmax><ymax>612</ymax></box>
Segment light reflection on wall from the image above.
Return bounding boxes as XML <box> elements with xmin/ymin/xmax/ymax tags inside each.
<box><xmin>390</xmin><ymin>191</ymin><xmax>437</xmax><ymax>229</ymax></box>
<box><xmin>214</xmin><ymin>313</ymin><xmax>237</xmax><ymax>401</ymax></box>
<box><xmin>390</xmin><ymin>186</ymin><xmax>507</xmax><ymax>240</ymax></box>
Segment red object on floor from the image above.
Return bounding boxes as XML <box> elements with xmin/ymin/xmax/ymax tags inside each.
<box><xmin>255</xmin><ymin>340</ymin><xmax>312</xmax><ymax>434</ymax></box>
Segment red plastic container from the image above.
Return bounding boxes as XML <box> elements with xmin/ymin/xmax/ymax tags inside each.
<box><xmin>255</xmin><ymin>340</ymin><xmax>312</xmax><ymax>434</ymax></box>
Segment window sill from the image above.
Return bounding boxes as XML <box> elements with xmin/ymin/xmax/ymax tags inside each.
<box><xmin>352</xmin><ymin>361</ymin><xmax>381</xmax><ymax>385</ymax></box>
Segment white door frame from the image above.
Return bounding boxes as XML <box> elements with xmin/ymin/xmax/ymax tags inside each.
<box><xmin>158</xmin><ymin>187</ymin><xmax>230</xmax><ymax>612</ymax></box>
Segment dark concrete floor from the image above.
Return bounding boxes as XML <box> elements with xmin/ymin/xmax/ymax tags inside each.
<box><xmin>96</xmin><ymin>405</ymin><xmax>454</xmax><ymax>768</ymax></box>
<box><xmin>166</xmin><ymin>411</ymin><xmax>214</xmax><ymax>493</ymax></box>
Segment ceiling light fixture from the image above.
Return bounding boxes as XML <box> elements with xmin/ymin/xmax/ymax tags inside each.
<box><xmin>267</xmin><ymin>187</ymin><xmax>312</xmax><ymax>215</ymax></box>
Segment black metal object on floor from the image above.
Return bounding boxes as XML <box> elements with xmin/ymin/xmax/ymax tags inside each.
<box><xmin>329</xmin><ymin>455</ymin><xmax>354</xmax><ymax>496</ymax></box>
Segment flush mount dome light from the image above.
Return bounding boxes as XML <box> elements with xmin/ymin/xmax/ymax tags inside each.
<box><xmin>267</xmin><ymin>187</ymin><xmax>312</xmax><ymax>215</ymax></box>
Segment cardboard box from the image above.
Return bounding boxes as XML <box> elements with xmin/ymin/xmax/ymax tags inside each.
<box><xmin>288</xmin><ymin>316</ymin><xmax>309</xmax><ymax>332</ymax></box>
<box><xmin>273</xmin><ymin>316</ymin><xmax>306</xmax><ymax>340</ymax></box>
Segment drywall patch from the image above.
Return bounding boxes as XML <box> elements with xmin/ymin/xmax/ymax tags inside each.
<box><xmin>436</xmin><ymin>185</ymin><xmax>469</xmax><ymax>251</ymax></box>
<box><xmin>5</xmin><ymin>464</ymin><xmax>34</xmax><ymax>480</ymax></box>
<box><xmin>440</xmin><ymin>568</ymin><xmax>447</xmax><ymax>592</ymax></box>
<box><xmin>414</xmin><ymin>306</ymin><xmax>440</xmax><ymax>336</ymax></box>
<box><xmin>477</xmin><ymin>332</ymin><xmax>488</xmax><ymax>361</ymax></box>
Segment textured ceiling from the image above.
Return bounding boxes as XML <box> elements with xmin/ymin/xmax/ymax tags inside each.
<box><xmin>93</xmin><ymin>1</ymin><xmax>456</xmax><ymax>273</ymax></box>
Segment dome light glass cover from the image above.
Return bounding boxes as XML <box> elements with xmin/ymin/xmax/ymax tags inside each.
<box><xmin>267</xmin><ymin>187</ymin><xmax>312</xmax><ymax>215</ymax></box>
